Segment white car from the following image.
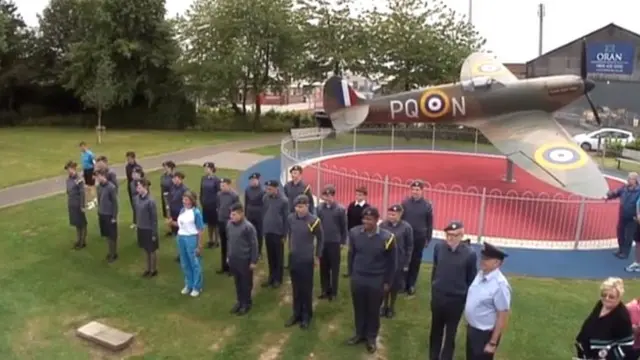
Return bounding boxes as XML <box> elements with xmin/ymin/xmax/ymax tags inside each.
<box><xmin>572</xmin><ymin>128</ymin><xmax>635</xmax><ymax>151</ymax></box>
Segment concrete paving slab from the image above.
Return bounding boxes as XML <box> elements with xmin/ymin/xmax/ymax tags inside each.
<box><xmin>76</xmin><ymin>321</ymin><xmax>134</xmax><ymax>351</ymax></box>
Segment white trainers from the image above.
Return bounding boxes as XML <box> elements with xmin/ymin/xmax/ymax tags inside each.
<box><xmin>86</xmin><ymin>200</ymin><xmax>96</xmax><ymax>210</ymax></box>
<box><xmin>181</xmin><ymin>287</ymin><xmax>190</xmax><ymax>295</ymax></box>
<box><xmin>625</xmin><ymin>263</ymin><xmax>640</xmax><ymax>272</ymax></box>
<box><xmin>129</xmin><ymin>224</ymin><xmax>136</xmax><ymax>229</ymax></box>
<box><xmin>190</xmin><ymin>290</ymin><xmax>200</xmax><ymax>297</ymax></box>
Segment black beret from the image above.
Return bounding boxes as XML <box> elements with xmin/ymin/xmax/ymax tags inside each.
<box><xmin>362</xmin><ymin>207</ymin><xmax>380</xmax><ymax>218</ymax></box>
<box><xmin>444</xmin><ymin>220</ymin><xmax>464</xmax><ymax>232</ymax></box>
<box><xmin>162</xmin><ymin>160</ymin><xmax>176</xmax><ymax>169</ymax></box>
<box><xmin>203</xmin><ymin>162</ymin><xmax>216</xmax><ymax>169</ymax></box>
<box><xmin>265</xmin><ymin>180</ymin><xmax>279</xmax><ymax>187</ymax></box>
<box><xmin>387</xmin><ymin>204</ymin><xmax>403</xmax><ymax>212</ymax></box>
<box><xmin>290</xmin><ymin>165</ymin><xmax>303</xmax><ymax>173</ymax></box>
<box><xmin>294</xmin><ymin>194</ymin><xmax>309</xmax><ymax>205</ymax></box>
<box><xmin>64</xmin><ymin>160</ymin><xmax>77</xmax><ymax>170</ymax></box>
<box><xmin>249</xmin><ymin>172</ymin><xmax>261</xmax><ymax>179</ymax></box>
<box><xmin>322</xmin><ymin>185</ymin><xmax>336</xmax><ymax>196</ymax></box>
<box><xmin>221</xmin><ymin>178</ymin><xmax>232</xmax><ymax>184</ymax></box>
<box><xmin>410</xmin><ymin>180</ymin><xmax>424</xmax><ymax>189</ymax></box>
<box><xmin>132</xmin><ymin>166</ymin><xmax>143</xmax><ymax>173</ymax></box>
<box><xmin>481</xmin><ymin>242</ymin><xmax>508</xmax><ymax>260</ymax></box>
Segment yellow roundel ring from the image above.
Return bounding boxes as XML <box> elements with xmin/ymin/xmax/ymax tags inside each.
<box><xmin>419</xmin><ymin>89</ymin><xmax>450</xmax><ymax>119</ymax></box>
<box><xmin>533</xmin><ymin>143</ymin><xmax>588</xmax><ymax>170</ymax></box>
<box><xmin>475</xmin><ymin>62</ymin><xmax>503</xmax><ymax>74</ymax></box>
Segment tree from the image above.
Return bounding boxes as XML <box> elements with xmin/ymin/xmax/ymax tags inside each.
<box><xmin>77</xmin><ymin>53</ymin><xmax>117</xmax><ymax>143</ymax></box>
<box><xmin>295</xmin><ymin>0</ymin><xmax>369</xmax><ymax>81</ymax></box>
<box><xmin>364</xmin><ymin>0</ymin><xmax>485</xmax><ymax>91</ymax></box>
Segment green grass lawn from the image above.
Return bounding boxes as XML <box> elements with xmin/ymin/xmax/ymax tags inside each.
<box><xmin>0</xmin><ymin>127</ymin><xmax>259</xmax><ymax>188</ymax></box>
<box><xmin>1</xmin><ymin>165</ymin><xmax>637</xmax><ymax>359</ymax></box>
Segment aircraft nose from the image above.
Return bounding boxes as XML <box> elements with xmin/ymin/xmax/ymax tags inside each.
<box><xmin>584</xmin><ymin>78</ymin><xmax>595</xmax><ymax>93</ymax></box>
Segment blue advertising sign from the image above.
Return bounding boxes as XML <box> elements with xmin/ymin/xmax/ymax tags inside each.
<box><xmin>587</xmin><ymin>42</ymin><xmax>636</xmax><ymax>75</ymax></box>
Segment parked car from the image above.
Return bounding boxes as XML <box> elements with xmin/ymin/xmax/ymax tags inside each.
<box><xmin>572</xmin><ymin>128</ymin><xmax>635</xmax><ymax>151</ymax></box>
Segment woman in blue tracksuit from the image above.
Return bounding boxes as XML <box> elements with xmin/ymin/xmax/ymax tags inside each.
<box><xmin>170</xmin><ymin>191</ymin><xmax>205</xmax><ymax>297</ymax></box>
<box><xmin>607</xmin><ymin>172</ymin><xmax>640</xmax><ymax>260</ymax></box>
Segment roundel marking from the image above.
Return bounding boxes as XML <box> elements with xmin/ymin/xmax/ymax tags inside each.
<box><xmin>475</xmin><ymin>62</ymin><xmax>502</xmax><ymax>74</ymax></box>
<box><xmin>419</xmin><ymin>89</ymin><xmax>451</xmax><ymax>119</ymax></box>
<box><xmin>533</xmin><ymin>143</ymin><xmax>588</xmax><ymax>170</ymax></box>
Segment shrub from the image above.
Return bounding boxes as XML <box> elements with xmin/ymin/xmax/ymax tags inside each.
<box><xmin>192</xmin><ymin>107</ymin><xmax>315</xmax><ymax>132</ymax></box>
<box><xmin>604</xmin><ymin>138</ymin><xmax>624</xmax><ymax>157</ymax></box>
<box><xmin>625</xmin><ymin>138</ymin><xmax>640</xmax><ymax>151</ymax></box>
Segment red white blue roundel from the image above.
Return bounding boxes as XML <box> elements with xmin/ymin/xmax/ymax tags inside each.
<box><xmin>477</xmin><ymin>63</ymin><xmax>501</xmax><ymax>73</ymax></box>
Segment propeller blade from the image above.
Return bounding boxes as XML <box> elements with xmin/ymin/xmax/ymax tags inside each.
<box><xmin>580</xmin><ymin>38</ymin><xmax>587</xmax><ymax>79</ymax></box>
<box><xmin>585</xmin><ymin>93</ymin><xmax>602</xmax><ymax>126</ymax></box>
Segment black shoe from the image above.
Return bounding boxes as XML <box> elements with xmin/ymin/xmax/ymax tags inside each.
<box><xmin>379</xmin><ymin>306</ymin><xmax>388</xmax><ymax>317</ymax></box>
<box><xmin>237</xmin><ymin>307</ymin><xmax>249</xmax><ymax>316</ymax></box>
<box><xmin>175</xmin><ymin>255</ymin><xmax>180</xmax><ymax>262</ymax></box>
<box><xmin>80</xmin><ymin>243</ymin><xmax>87</xmax><ymax>248</ymax></box>
<box><xmin>346</xmin><ymin>336</ymin><xmax>364</xmax><ymax>346</ymax></box>
<box><xmin>284</xmin><ymin>317</ymin><xmax>299</xmax><ymax>327</ymax></box>
<box><xmin>299</xmin><ymin>321</ymin><xmax>310</xmax><ymax>329</ymax></box>
<box><xmin>108</xmin><ymin>254</ymin><xmax>118</xmax><ymax>263</ymax></box>
<box><xmin>343</xmin><ymin>273</ymin><xmax>350</xmax><ymax>278</ymax></box>
<box><xmin>227</xmin><ymin>272</ymin><xmax>233</xmax><ymax>277</ymax></box>
<box><xmin>616</xmin><ymin>253</ymin><xmax>629</xmax><ymax>259</ymax></box>
<box><xmin>230</xmin><ymin>303</ymin><xmax>240</xmax><ymax>314</ymax></box>
<box><xmin>149</xmin><ymin>271</ymin><xmax>158</xmax><ymax>277</ymax></box>
<box><xmin>328</xmin><ymin>294</ymin><xmax>335</xmax><ymax>301</ymax></box>
<box><xmin>387</xmin><ymin>309</ymin><xmax>396</xmax><ymax>318</ymax></box>
<box><xmin>318</xmin><ymin>293</ymin><xmax>329</xmax><ymax>300</ymax></box>
<box><xmin>165</xmin><ymin>231</ymin><xmax>173</xmax><ymax>237</ymax></box>
<box><xmin>142</xmin><ymin>270</ymin><xmax>151</xmax><ymax>277</ymax></box>
<box><xmin>366</xmin><ymin>342</ymin><xmax>377</xmax><ymax>353</ymax></box>
<box><xmin>261</xmin><ymin>281</ymin><xmax>273</xmax><ymax>288</ymax></box>
<box><xmin>271</xmin><ymin>282</ymin><xmax>281</xmax><ymax>289</ymax></box>
<box><xmin>206</xmin><ymin>242</ymin><xmax>215</xmax><ymax>249</ymax></box>
<box><xmin>407</xmin><ymin>287</ymin><xmax>416</xmax><ymax>296</ymax></box>
<box><xmin>73</xmin><ymin>243</ymin><xmax>82</xmax><ymax>250</ymax></box>
<box><xmin>105</xmin><ymin>254</ymin><xmax>111</xmax><ymax>261</ymax></box>
<box><xmin>216</xmin><ymin>269</ymin><xmax>229</xmax><ymax>275</ymax></box>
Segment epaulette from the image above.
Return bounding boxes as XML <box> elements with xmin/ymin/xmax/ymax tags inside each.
<box><xmin>75</xmin><ymin>178</ymin><xmax>84</xmax><ymax>185</ymax></box>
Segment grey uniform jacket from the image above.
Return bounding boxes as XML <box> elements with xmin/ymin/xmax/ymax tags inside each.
<box><xmin>227</xmin><ymin>219</ymin><xmax>259</xmax><ymax>263</ymax></box>
<box><xmin>380</xmin><ymin>220</ymin><xmax>414</xmax><ymax>269</ymax></box>
<box><xmin>97</xmin><ymin>181</ymin><xmax>119</xmax><ymax>218</ymax></box>
<box><xmin>135</xmin><ymin>193</ymin><xmax>159</xmax><ymax>236</ymax></box>
<box><xmin>217</xmin><ymin>190</ymin><xmax>240</xmax><ymax>223</ymax></box>
<box><xmin>66</xmin><ymin>175</ymin><xmax>85</xmax><ymax>210</ymax></box>
<box><xmin>262</xmin><ymin>192</ymin><xmax>289</xmax><ymax>236</ymax></box>
<box><xmin>317</xmin><ymin>202</ymin><xmax>348</xmax><ymax>244</ymax></box>
<box><xmin>287</xmin><ymin>213</ymin><xmax>324</xmax><ymax>262</ymax></box>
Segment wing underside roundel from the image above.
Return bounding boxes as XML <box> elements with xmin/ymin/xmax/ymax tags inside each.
<box><xmin>460</xmin><ymin>52</ymin><xmax>518</xmax><ymax>84</ymax></box>
<box><xmin>473</xmin><ymin>110</ymin><xmax>609</xmax><ymax>199</ymax></box>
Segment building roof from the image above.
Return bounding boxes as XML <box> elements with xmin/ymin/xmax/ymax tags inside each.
<box><xmin>525</xmin><ymin>23</ymin><xmax>640</xmax><ymax>65</ymax></box>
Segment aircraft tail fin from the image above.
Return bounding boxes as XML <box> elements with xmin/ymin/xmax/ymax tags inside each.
<box><xmin>323</xmin><ymin>76</ymin><xmax>367</xmax><ymax>114</ymax></box>
<box><xmin>321</xmin><ymin>76</ymin><xmax>369</xmax><ymax>132</ymax></box>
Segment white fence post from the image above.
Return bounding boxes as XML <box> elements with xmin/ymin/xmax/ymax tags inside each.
<box><xmin>382</xmin><ymin>176</ymin><xmax>390</xmax><ymax>218</ymax></box>
<box><xmin>353</xmin><ymin>128</ymin><xmax>357</xmax><ymax>152</ymax></box>
<box><xmin>431</xmin><ymin>123</ymin><xmax>436</xmax><ymax>150</ymax></box>
<box><xmin>474</xmin><ymin>129</ymin><xmax>479</xmax><ymax>153</ymax></box>
<box><xmin>573</xmin><ymin>198</ymin><xmax>587</xmax><ymax>250</ymax></box>
<box><xmin>477</xmin><ymin>188</ymin><xmax>487</xmax><ymax>243</ymax></box>
<box><xmin>390</xmin><ymin>125</ymin><xmax>395</xmax><ymax>150</ymax></box>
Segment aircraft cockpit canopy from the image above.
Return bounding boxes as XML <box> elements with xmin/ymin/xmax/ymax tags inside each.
<box><xmin>461</xmin><ymin>76</ymin><xmax>497</xmax><ymax>92</ymax></box>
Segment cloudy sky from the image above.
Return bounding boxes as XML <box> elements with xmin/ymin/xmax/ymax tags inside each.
<box><xmin>14</xmin><ymin>0</ymin><xmax>640</xmax><ymax>63</ymax></box>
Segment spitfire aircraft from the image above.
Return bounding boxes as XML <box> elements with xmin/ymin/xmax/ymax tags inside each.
<box><xmin>319</xmin><ymin>40</ymin><xmax>609</xmax><ymax>199</ymax></box>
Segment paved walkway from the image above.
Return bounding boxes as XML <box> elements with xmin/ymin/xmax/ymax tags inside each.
<box><xmin>0</xmin><ymin>135</ymin><xmax>281</xmax><ymax>209</ymax></box>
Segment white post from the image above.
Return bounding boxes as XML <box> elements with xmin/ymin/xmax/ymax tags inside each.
<box><xmin>352</xmin><ymin>128</ymin><xmax>357</xmax><ymax>152</ymax></box>
<box><xmin>477</xmin><ymin>188</ymin><xmax>487</xmax><ymax>243</ymax></box>
<box><xmin>390</xmin><ymin>125</ymin><xmax>395</xmax><ymax>150</ymax></box>
<box><xmin>382</xmin><ymin>175</ymin><xmax>390</xmax><ymax>218</ymax></box>
<box><xmin>431</xmin><ymin>123</ymin><xmax>436</xmax><ymax>150</ymax></box>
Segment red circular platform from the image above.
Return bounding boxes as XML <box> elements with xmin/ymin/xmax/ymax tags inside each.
<box><xmin>301</xmin><ymin>151</ymin><xmax>623</xmax><ymax>242</ymax></box>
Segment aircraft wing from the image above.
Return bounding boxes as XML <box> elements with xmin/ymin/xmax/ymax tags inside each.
<box><xmin>460</xmin><ymin>52</ymin><xmax>518</xmax><ymax>84</ymax></box>
<box><xmin>474</xmin><ymin>110</ymin><xmax>609</xmax><ymax>199</ymax></box>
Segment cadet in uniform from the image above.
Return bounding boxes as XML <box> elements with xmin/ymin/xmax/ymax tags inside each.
<box><xmin>430</xmin><ymin>221</ymin><xmax>477</xmax><ymax>360</ymax></box>
<box><xmin>464</xmin><ymin>243</ymin><xmax>511</xmax><ymax>360</ymax></box>
<box><xmin>401</xmin><ymin>180</ymin><xmax>434</xmax><ymax>295</ymax></box>
<box><xmin>64</xmin><ymin>161</ymin><xmax>88</xmax><ymax>250</ymax></box>
<box><xmin>216</xmin><ymin>178</ymin><xmax>240</xmax><ymax>275</ymax></box>
<box><xmin>134</xmin><ymin>178</ymin><xmax>159</xmax><ymax>277</ymax></box>
<box><xmin>95</xmin><ymin>169</ymin><xmax>119</xmax><ymax>263</ymax></box>
<box><xmin>160</xmin><ymin>161</ymin><xmax>176</xmax><ymax>235</ymax></box>
<box><xmin>128</xmin><ymin>166</ymin><xmax>144</xmax><ymax>229</ymax></box>
<box><xmin>317</xmin><ymin>185</ymin><xmax>347</xmax><ymax>301</ymax></box>
<box><xmin>168</xmin><ymin>172</ymin><xmax>189</xmax><ymax>262</ymax></box>
<box><xmin>200</xmin><ymin>162</ymin><xmax>221</xmax><ymax>248</ymax></box>
<box><xmin>285</xmin><ymin>195</ymin><xmax>324</xmax><ymax>329</ymax></box>
<box><xmin>379</xmin><ymin>204</ymin><xmax>413</xmax><ymax>318</ymax></box>
<box><xmin>244</xmin><ymin>172</ymin><xmax>265</xmax><ymax>258</ymax></box>
<box><xmin>95</xmin><ymin>156</ymin><xmax>118</xmax><ymax>192</ymax></box>
<box><xmin>284</xmin><ymin>165</ymin><xmax>315</xmax><ymax>213</ymax></box>
<box><xmin>79</xmin><ymin>141</ymin><xmax>96</xmax><ymax>209</ymax></box>
<box><xmin>347</xmin><ymin>207</ymin><xmax>398</xmax><ymax>354</ymax></box>
<box><xmin>227</xmin><ymin>203</ymin><xmax>259</xmax><ymax>315</ymax></box>
<box><xmin>262</xmin><ymin>180</ymin><xmax>289</xmax><ymax>288</ymax></box>
<box><xmin>125</xmin><ymin>151</ymin><xmax>141</xmax><ymax>227</ymax></box>
<box><xmin>345</xmin><ymin>186</ymin><xmax>369</xmax><ymax>278</ymax></box>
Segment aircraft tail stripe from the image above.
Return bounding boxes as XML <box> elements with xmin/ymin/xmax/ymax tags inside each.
<box><xmin>340</xmin><ymin>80</ymin><xmax>352</xmax><ymax>107</ymax></box>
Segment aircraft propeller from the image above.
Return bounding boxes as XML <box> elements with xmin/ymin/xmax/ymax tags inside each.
<box><xmin>580</xmin><ymin>38</ymin><xmax>602</xmax><ymax>126</ymax></box>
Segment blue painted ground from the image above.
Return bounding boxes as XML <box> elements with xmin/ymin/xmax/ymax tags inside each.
<box><xmin>240</xmin><ymin>156</ymin><xmax>637</xmax><ymax>280</ymax></box>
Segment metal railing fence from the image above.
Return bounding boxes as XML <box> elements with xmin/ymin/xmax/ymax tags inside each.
<box><xmin>280</xmin><ymin>125</ymin><xmax>621</xmax><ymax>250</ymax></box>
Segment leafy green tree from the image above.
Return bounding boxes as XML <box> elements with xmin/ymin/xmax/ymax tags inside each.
<box><xmin>365</xmin><ymin>0</ymin><xmax>485</xmax><ymax>91</ymax></box>
<box><xmin>76</xmin><ymin>53</ymin><xmax>117</xmax><ymax>143</ymax></box>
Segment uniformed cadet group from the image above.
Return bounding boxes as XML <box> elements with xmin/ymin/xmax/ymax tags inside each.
<box><xmin>66</xmin><ymin>142</ymin><xmax>512</xmax><ymax>359</ymax></box>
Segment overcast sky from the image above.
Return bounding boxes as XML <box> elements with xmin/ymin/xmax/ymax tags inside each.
<box><xmin>14</xmin><ymin>0</ymin><xmax>640</xmax><ymax>63</ymax></box>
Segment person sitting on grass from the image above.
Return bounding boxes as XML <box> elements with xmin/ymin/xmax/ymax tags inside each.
<box><xmin>575</xmin><ymin>277</ymin><xmax>634</xmax><ymax>360</ymax></box>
